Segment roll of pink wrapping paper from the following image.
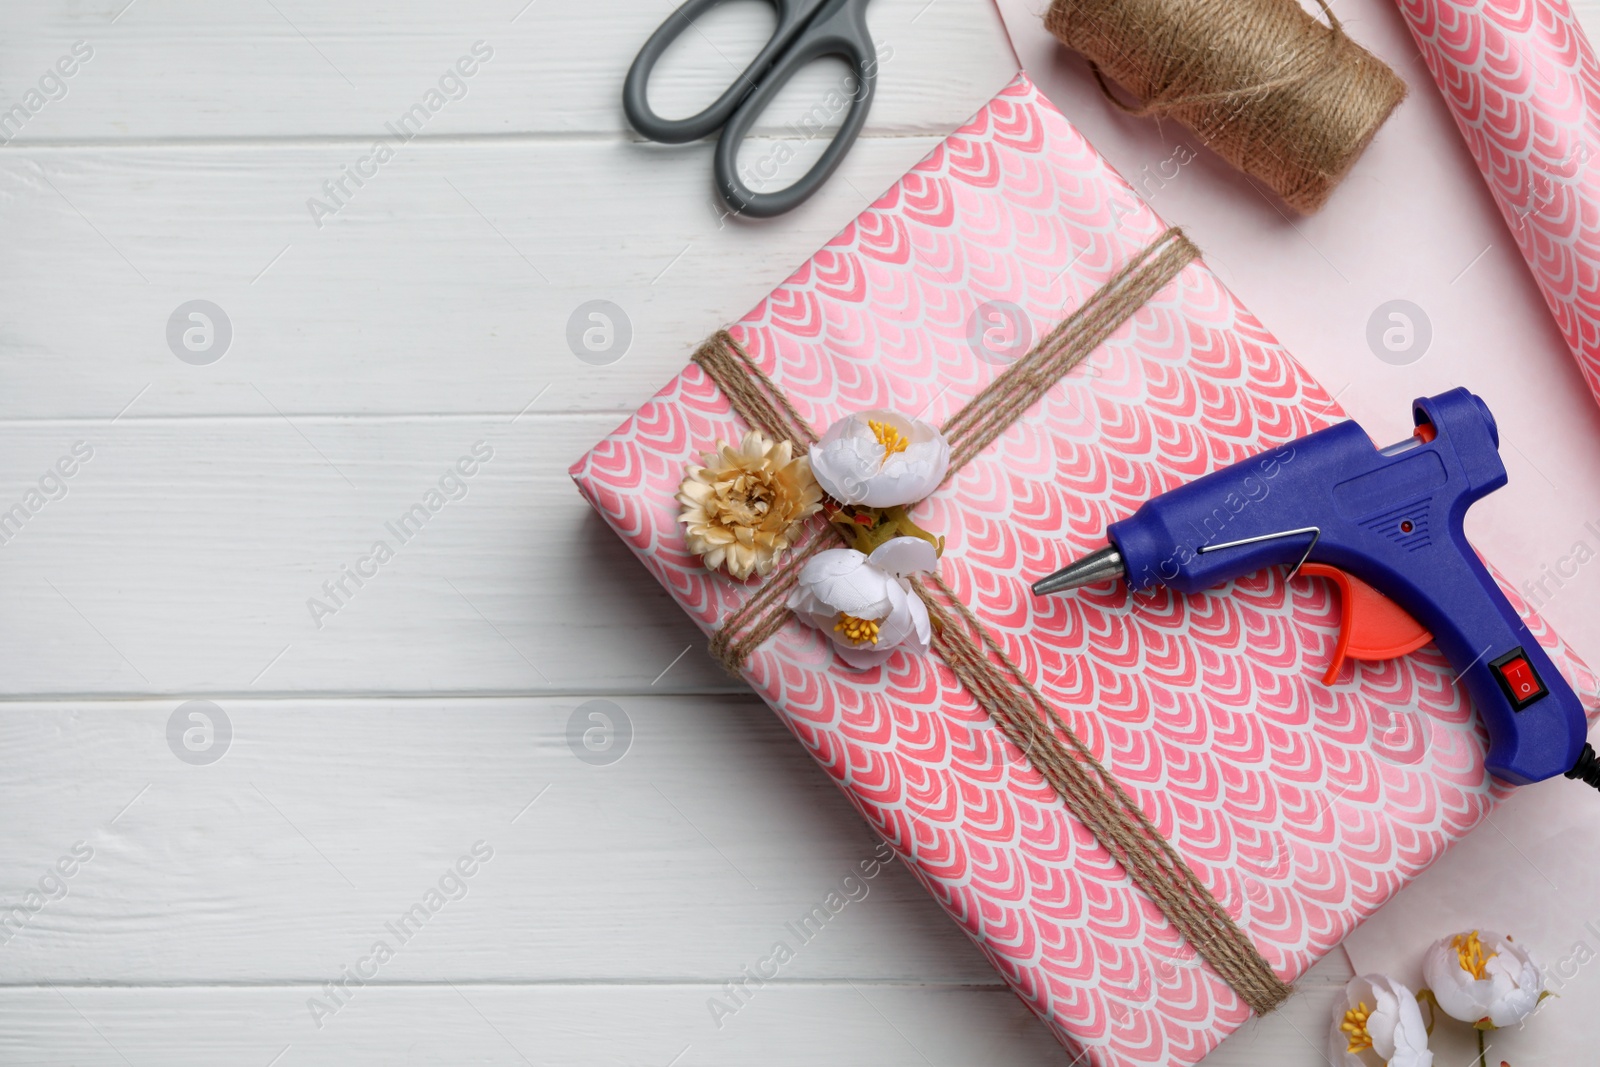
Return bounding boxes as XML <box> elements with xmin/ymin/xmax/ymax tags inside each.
<box><xmin>1399</xmin><ymin>0</ymin><xmax>1600</xmax><ymax>403</ymax></box>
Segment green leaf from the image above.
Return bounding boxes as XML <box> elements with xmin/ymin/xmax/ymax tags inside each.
<box><xmin>826</xmin><ymin>504</ymin><xmax>943</xmax><ymax>557</ymax></box>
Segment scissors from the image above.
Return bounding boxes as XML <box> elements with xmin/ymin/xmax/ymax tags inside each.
<box><xmin>623</xmin><ymin>0</ymin><xmax>878</xmax><ymax>218</ymax></box>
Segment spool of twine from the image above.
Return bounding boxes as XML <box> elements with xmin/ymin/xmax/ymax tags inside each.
<box><xmin>1045</xmin><ymin>0</ymin><xmax>1406</xmax><ymax>213</ymax></box>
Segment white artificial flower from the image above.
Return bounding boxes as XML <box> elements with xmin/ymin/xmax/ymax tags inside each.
<box><xmin>809</xmin><ymin>409</ymin><xmax>951</xmax><ymax>508</ymax></box>
<box><xmin>786</xmin><ymin>536</ymin><xmax>937</xmax><ymax>669</ymax></box>
<box><xmin>1328</xmin><ymin>974</ymin><xmax>1432</xmax><ymax>1067</ymax></box>
<box><xmin>1422</xmin><ymin>929</ymin><xmax>1543</xmax><ymax>1029</ymax></box>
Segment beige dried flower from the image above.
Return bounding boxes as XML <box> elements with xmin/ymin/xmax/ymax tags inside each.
<box><xmin>678</xmin><ymin>429</ymin><xmax>822</xmax><ymax>580</ymax></box>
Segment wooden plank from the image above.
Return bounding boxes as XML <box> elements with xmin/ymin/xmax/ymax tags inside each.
<box><xmin>0</xmin><ymin>694</ymin><xmax>997</xmax><ymax>983</ymax></box>
<box><xmin>4</xmin><ymin>400</ymin><xmax>1596</xmax><ymax>709</ymax></box>
<box><xmin>0</xmin><ymin>984</ymin><xmax>1070</xmax><ymax>1066</ymax></box>
<box><xmin>0</xmin><ymin>960</ymin><xmax>1349</xmax><ymax>1067</ymax></box>
<box><xmin>0</xmin><ymin>0</ymin><xmax>1017</xmax><ymax>142</ymax></box>
<box><xmin>0</xmin><ymin>134</ymin><xmax>975</xmax><ymax>421</ymax></box>
<box><xmin>0</xmin><ymin>415</ymin><xmax>741</xmax><ymax>695</ymax></box>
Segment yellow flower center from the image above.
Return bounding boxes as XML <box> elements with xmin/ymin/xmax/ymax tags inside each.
<box><xmin>834</xmin><ymin>612</ymin><xmax>881</xmax><ymax>645</ymax></box>
<box><xmin>1454</xmin><ymin>930</ymin><xmax>1496</xmax><ymax>980</ymax></box>
<box><xmin>1340</xmin><ymin>1001</ymin><xmax>1374</xmax><ymax>1054</ymax></box>
<box><xmin>869</xmin><ymin>419</ymin><xmax>909</xmax><ymax>458</ymax></box>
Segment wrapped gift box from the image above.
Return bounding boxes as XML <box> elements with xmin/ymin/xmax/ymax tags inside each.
<box><xmin>570</xmin><ymin>74</ymin><xmax>1600</xmax><ymax>1067</ymax></box>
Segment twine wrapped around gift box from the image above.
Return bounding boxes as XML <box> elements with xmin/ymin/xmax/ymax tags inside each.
<box><xmin>688</xmin><ymin>226</ymin><xmax>1296</xmax><ymax>1017</ymax></box>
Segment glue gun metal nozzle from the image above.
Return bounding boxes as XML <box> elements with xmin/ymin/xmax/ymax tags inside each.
<box><xmin>1031</xmin><ymin>545</ymin><xmax>1126</xmax><ymax>596</ymax></box>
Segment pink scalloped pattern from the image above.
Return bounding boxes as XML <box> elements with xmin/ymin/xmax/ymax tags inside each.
<box><xmin>571</xmin><ymin>75</ymin><xmax>1599</xmax><ymax>1067</ymax></box>
<box><xmin>1399</xmin><ymin>0</ymin><xmax>1600</xmax><ymax>406</ymax></box>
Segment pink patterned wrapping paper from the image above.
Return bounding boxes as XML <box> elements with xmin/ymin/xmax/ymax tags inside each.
<box><xmin>570</xmin><ymin>74</ymin><xmax>1600</xmax><ymax>1067</ymax></box>
<box><xmin>1399</xmin><ymin>0</ymin><xmax>1600</xmax><ymax>405</ymax></box>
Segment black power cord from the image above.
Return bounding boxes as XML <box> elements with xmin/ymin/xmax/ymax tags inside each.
<box><xmin>1566</xmin><ymin>742</ymin><xmax>1600</xmax><ymax>791</ymax></box>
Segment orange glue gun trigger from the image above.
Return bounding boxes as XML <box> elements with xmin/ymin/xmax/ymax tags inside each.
<box><xmin>1298</xmin><ymin>563</ymin><xmax>1433</xmax><ymax>685</ymax></box>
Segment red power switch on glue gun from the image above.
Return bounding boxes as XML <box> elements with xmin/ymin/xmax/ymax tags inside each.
<box><xmin>1033</xmin><ymin>390</ymin><xmax>1597</xmax><ymax>792</ymax></box>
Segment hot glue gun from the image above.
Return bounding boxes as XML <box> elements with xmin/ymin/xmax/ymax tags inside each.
<box><xmin>1032</xmin><ymin>389</ymin><xmax>1597</xmax><ymax>790</ymax></box>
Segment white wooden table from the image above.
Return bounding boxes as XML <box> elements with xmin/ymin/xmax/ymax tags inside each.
<box><xmin>0</xmin><ymin>0</ymin><xmax>1461</xmax><ymax>1062</ymax></box>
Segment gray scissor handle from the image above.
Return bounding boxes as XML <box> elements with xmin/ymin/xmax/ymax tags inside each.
<box><xmin>713</xmin><ymin>0</ymin><xmax>876</xmax><ymax>217</ymax></box>
<box><xmin>622</xmin><ymin>0</ymin><xmax>819</xmax><ymax>144</ymax></box>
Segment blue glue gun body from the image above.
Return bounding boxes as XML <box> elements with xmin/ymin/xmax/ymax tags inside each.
<box><xmin>1104</xmin><ymin>389</ymin><xmax>1586</xmax><ymax>785</ymax></box>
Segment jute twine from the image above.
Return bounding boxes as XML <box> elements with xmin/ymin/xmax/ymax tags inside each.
<box><xmin>1045</xmin><ymin>0</ymin><xmax>1406</xmax><ymax>213</ymax></box>
<box><xmin>690</xmin><ymin>227</ymin><xmax>1295</xmax><ymax>1015</ymax></box>
<box><xmin>699</xmin><ymin>228</ymin><xmax>1194</xmax><ymax>671</ymax></box>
